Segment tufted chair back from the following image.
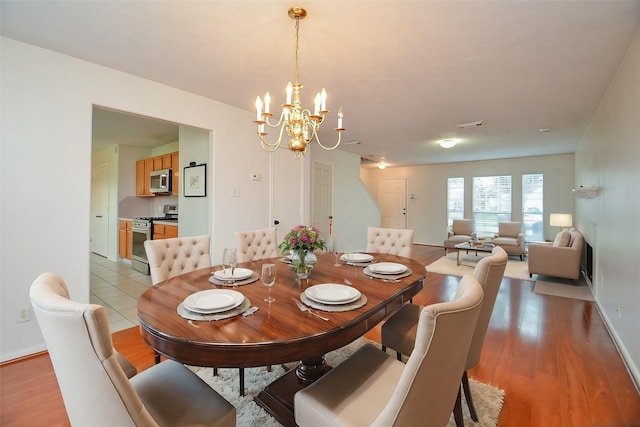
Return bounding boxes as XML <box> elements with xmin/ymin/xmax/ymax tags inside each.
<box><xmin>144</xmin><ymin>235</ymin><xmax>211</xmax><ymax>285</ymax></box>
<box><xmin>235</xmin><ymin>227</ymin><xmax>279</xmax><ymax>262</ymax></box>
<box><xmin>366</xmin><ymin>227</ymin><xmax>414</xmax><ymax>258</ymax></box>
<box><xmin>467</xmin><ymin>246</ymin><xmax>508</xmax><ymax>369</ymax></box>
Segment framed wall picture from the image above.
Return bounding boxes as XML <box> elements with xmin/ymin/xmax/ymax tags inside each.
<box><xmin>183</xmin><ymin>164</ymin><xmax>206</xmax><ymax>197</ymax></box>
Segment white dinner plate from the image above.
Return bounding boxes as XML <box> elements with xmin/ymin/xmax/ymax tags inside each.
<box><xmin>183</xmin><ymin>289</ymin><xmax>244</xmax><ymax>314</ymax></box>
<box><xmin>340</xmin><ymin>253</ymin><xmax>374</xmax><ymax>262</ymax></box>
<box><xmin>213</xmin><ymin>267</ymin><xmax>254</xmax><ymax>281</ymax></box>
<box><xmin>304</xmin><ymin>284</ymin><xmax>361</xmax><ymax>305</ymax></box>
<box><xmin>368</xmin><ymin>262</ymin><xmax>408</xmax><ymax>275</ymax></box>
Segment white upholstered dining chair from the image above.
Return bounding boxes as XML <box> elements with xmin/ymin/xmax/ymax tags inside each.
<box><xmin>30</xmin><ymin>272</ymin><xmax>235</xmax><ymax>427</ymax></box>
<box><xmin>366</xmin><ymin>226</ymin><xmax>414</xmax><ymax>258</ymax></box>
<box><xmin>381</xmin><ymin>246</ymin><xmax>507</xmax><ymax>426</ymax></box>
<box><xmin>235</xmin><ymin>227</ymin><xmax>279</xmax><ymax>262</ymax></box>
<box><xmin>144</xmin><ymin>234</ymin><xmax>212</xmax><ymax>364</ymax></box>
<box><xmin>294</xmin><ymin>274</ymin><xmax>484</xmax><ymax>427</ymax></box>
<box><xmin>144</xmin><ymin>234</ymin><xmax>211</xmax><ymax>286</ymax></box>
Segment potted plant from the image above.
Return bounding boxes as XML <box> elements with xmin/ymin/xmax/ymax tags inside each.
<box><xmin>279</xmin><ymin>225</ymin><xmax>327</xmax><ymax>278</ymax></box>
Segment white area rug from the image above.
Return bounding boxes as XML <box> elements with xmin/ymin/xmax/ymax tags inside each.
<box><xmin>427</xmin><ymin>251</ymin><xmax>531</xmax><ymax>280</ymax></box>
<box><xmin>191</xmin><ymin>337</ymin><xmax>504</xmax><ymax>427</ymax></box>
<box><xmin>533</xmin><ymin>276</ymin><xmax>594</xmax><ymax>301</ymax></box>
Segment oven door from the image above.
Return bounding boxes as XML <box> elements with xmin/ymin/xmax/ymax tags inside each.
<box><xmin>131</xmin><ymin>226</ymin><xmax>150</xmax><ymax>274</ymax></box>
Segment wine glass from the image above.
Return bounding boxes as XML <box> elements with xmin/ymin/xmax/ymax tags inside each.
<box><xmin>261</xmin><ymin>263</ymin><xmax>277</xmax><ymax>303</ymax></box>
<box><xmin>332</xmin><ymin>239</ymin><xmax>341</xmax><ymax>267</ymax></box>
<box><xmin>222</xmin><ymin>248</ymin><xmax>237</xmax><ymax>277</ymax></box>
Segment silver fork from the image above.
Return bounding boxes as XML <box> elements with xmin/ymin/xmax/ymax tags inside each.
<box><xmin>291</xmin><ymin>297</ymin><xmax>329</xmax><ymax>321</ymax></box>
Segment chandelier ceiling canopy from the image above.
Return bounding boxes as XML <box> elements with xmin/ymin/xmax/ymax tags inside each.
<box><xmin>254</xmin><ymin>6</ymin><xmax>345</xmax><ymax>158</ymax></box>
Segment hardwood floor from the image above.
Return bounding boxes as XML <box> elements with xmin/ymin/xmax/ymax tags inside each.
<box><xmin>2</xmin><ymin>245</ymin><xmax>639</xmax><ymax>426</ymax></box>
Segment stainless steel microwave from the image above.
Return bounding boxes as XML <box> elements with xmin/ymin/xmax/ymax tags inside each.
<box><xmin>150</xmin><ymin>169</ymin><xmax>172</xmax><ymax>194</ymax></box>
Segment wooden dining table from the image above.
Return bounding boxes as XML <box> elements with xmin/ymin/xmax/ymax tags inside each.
<box><xmin>137</xmin><ymin>252</ymin><xmax>426</xmax><ymax>426</ymax></box>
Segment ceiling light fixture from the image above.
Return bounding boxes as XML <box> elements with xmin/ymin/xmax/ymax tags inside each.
<box><xmin>254</xmin><ymin>7</ymin><xmax>345</xmax><ymax>158</ymax></box>
<box><xmin>438</xmin><ymin>138</ymin><xmax>461</xmax><ymax>149</ymax></box>
<box><xmin>378</xmin><ymin>158</ymin><xmax>388</xmax><ymax>169</ymax></box>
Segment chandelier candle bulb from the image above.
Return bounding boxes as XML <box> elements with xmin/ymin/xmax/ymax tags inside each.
<box><xmin>337</xmin><ymin>107</ymin><xmax>344</xmax><ymax>129</ymax></box>
<box><xmin>255</xmin><ymin>96</ymin><xmax>262</xmax><ymax>121</ymax></box>
<box><xmin>264</xmin><ymin>92</ymin><xmax>271</xmax><ymax>114</ymax></box>
<box><xmin>286</xmin><ymin>82</ymin><xmax>293</xmax><ymax>105</ymax></box>
<box><xmin>314</xmin><ymin>92</ymin><xmax>321</xmax><ymax>116</ymax></box>
<box><xmin>321</xmin><ymin>88</ymin><xmax>327</xmax><ymax>112</ymax></box>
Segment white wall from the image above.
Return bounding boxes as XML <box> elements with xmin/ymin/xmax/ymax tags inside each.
<box><xmin>312</xmin><ymin>146</ymin><xmax>380</xmax><ymax>253</ymax></box>
<box><xmin>575</xmin><ymin>28</ymin><xmax>640</xmax><ymax>383</ymax></box>
<box><xmin>0</xmin><ymin>38</ymin><xmax>274</xmax><ymax>360</ymax></box>
<box><xmin>364</xmin><ymin>154</ymin><xmax>575</xmax><ymax>245</ymax></box>
<box><xmin>177</xmin><ymin>126</ymin><xmax>211</xmax><ymax>239</ymax></box>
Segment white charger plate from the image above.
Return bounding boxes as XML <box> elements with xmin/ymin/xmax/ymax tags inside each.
<box><xmin>304</xmin><ymin>284</ymin><xmax>361</xmax><ymax>305</ymax></box>
<box><xmin>368</xmin><ymin>262</ymin><xmax>408</xmax><ymax>274</ymax></box>
<box><xmin>213</xmin><ymin>267</ymin><xmax>254</xmax><ymax>281</ymax></box>
<box><xmin>183</xmin><ymin>289</ymin><xmax>244</xmax><ymax>314</ymax></box>
<box><xmin>340</xmin><ymin>253</ymin><xmax>374</xmax><ymax>262</ymax></box>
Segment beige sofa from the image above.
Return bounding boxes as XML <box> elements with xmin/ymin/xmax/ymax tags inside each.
<box><xmin>528</xmin><ymin>228</ymin><xmax>584</xmax><ymax>283</ymax></box>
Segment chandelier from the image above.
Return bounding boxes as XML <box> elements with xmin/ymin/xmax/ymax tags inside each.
<box><xmin>254</xmin><ymin>7</ymin><xmax>345</xmax><ymax>158</ymax></box>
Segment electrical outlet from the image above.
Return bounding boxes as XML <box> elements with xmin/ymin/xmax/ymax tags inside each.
<box><xmin>17</xmin><ymin>305</ymin><xmax>30</xmax><ymax>323</ymax></box>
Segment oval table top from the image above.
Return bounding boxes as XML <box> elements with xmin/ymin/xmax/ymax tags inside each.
<box><xmin>137</xmin><ymin>252</ymin><xmax>426</xmax><ymax>368</ymax></box>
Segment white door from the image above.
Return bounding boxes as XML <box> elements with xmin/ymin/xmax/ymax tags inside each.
<box><xmin>312</xmin><ymin>161</ymin><xmax>333</xmax><ymax>242</ymax></box>
<box><xmin>271</xmin><ymin>150</ymin><xmax>304</xmax><ymax>241</ymax></box>
<box><xmin>91</xmin><ymin>164</ymin><xmax>110</xmax><ymax>256</ymax></box>
<box><xmin>378</xmin><ymin>178</ymin><xmax>407</xmax><ymax>229</ymax></box>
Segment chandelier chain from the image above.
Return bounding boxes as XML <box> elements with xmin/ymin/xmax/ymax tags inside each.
<box><xmin>295</xmin><ymin>17</ymin><xmax>300</xmax><ymax>84</ymax></box>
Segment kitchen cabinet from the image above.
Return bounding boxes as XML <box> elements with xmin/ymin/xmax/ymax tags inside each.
<box><xmin>136</xmin><ymin>158</ymin><xmax>154</xmax><ymax>197</ymax></box>
<box><xmin>118</xmin><ymin>220</ymin><xmax>133</xmax><ymax>259</ymax></box>
<box><xmin>136</xmin><ymin>151</ymin><xmax>179</xmax><ymax>197</ymax></box>
<box><xmin>171</xmin><ymin>152</ymin><xmax>179</xmax><ymax>195</ymax></box>
<box><xmin>153</xmin><ymin>224</ymin><xmax>178</xmax><ymax>240</ymax></box>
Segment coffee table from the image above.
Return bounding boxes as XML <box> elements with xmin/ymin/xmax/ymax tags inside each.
<box><xmin>454</xmin><ymin>242</ymin><xmax>496</xmax><ymax>266</ymax></box>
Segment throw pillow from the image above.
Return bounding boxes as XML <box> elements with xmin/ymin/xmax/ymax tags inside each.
<box><xmin>553</xmin><ymin>230</ymin><xmax>571</xmax><ymax>247</ymax></box>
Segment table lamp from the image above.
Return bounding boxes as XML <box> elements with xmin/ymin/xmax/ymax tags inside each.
<box><xmin>549</xmin><ymin>213</ymin><xmax>573</xmax><ymax>231</ymax></box>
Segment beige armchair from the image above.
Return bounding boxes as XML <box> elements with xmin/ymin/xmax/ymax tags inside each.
<box><xmin>381</xmin><ymin>246</ymin><xmax>507</xmax><ymax>425</ymax></box>
<box><xmin>144</xmin><ymin>234</ymin><xmax>211</xmax><ymax>285</ymax></box>
<box><xmin>294</xmin><ymin>274</ymin><xmax>483</xmax><ymax>427</ymax></box>
<box><xmin>366</xmin><ymin>226</ymin><xmax>414</xmax><ymax>258</ymax></box>
<box><xmin>30</xmin><ymin>272</ymin><xmax>235</xmax><ymax>427</ymax></box>
<box><xmin>235</xmin><ymin>227</ymin><xmax>279</xmax><ymax>262</ymax></box>
<box><xmin>528</xmin><ymin>228</ymin><xmax>584</xmax><ymax>283</ymax></box>
<box><xmin>492</xmin><ymin>221</ymin><xmax>525</xmax><ymax>260</ymax></box>
<box><xmin>444</xmin><ymin>219</ymin><xmax>477</xmax><ymax>254</ymax></box>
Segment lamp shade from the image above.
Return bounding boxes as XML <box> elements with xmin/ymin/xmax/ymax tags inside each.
<box><xmin>549</xmin><ymin>213</ymin><xmax>573</xmax><ymax>227</ymax></box>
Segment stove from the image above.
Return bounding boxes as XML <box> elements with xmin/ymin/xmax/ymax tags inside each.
<box><xmin>131</xmin><ymin>205</ymin><xmax>178</xmax><ymax>274</ymax></box>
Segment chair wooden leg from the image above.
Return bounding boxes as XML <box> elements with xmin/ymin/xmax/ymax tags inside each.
<box><xmin>381</xmin><ymin>345</ymin><xmax>387</xmax><ymax>353</ymax></box>
<box><xmin>396</xmin><ymin>351</ymin><xmax>402</xmax><ymax>361</ymax></box>
<box><xmin>520</xmin><ymin>254</ymin><xmax>523</xmax><ymax>261</ymax></box>
<box><xmin>239</xmin><ymin>368</ymin><xmax>245</xmax><ymax>396</ymax></box>
<box><xmin>453</xmin><ymin>385</ymin><xmax>464</xmax><ymax>427</ymax></box>
<box><xmin>213</xmin><ymin>367</ymin><xmax>218</xmax><ymax>376</ymax></box>
<box><xmin>154</xmin><ymin>352</ymin><xmax>160</xmax><ymax>364</ymax></box>
<box><xmin>461</xmin><ymin>371</ymin><xmax>478</xmax><ymax>422</ymax></box>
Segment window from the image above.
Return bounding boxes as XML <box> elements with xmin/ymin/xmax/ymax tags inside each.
<box><xmin>447</xmin><ymin>177</ymin><xmax>464</xmax><ymax>226</ymax></box>
<box><xmin>472</xmin><ymin>175</ymin><xmax>512</xmax><ymax>236</ymax></box>
<box><xmin>522</xmin><ymin>173</ymin><xmax>543</xmax><ymax>241</ymax></box>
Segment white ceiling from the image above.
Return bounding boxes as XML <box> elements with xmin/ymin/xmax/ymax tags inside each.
<box><xmin>2</xmin><ymin>1</ymin><xmax>639</xmax><ymax>167</ymax></box>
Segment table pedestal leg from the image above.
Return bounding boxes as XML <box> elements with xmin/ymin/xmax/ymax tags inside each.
<box><xmin>457</xmin><ymin>250</ymin><xmax>461</xmax><ymax>266</ymax></box>
<box><xmin>255</xmin><ymin>357</ymin><xmax>328</xmax><ymax>427</ymax></box>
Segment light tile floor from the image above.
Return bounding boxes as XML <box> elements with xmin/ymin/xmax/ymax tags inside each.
<box><xmin>90</xmin><ymin>253</ymin><xmax>153</xmax><ymax>332</ymax></box>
